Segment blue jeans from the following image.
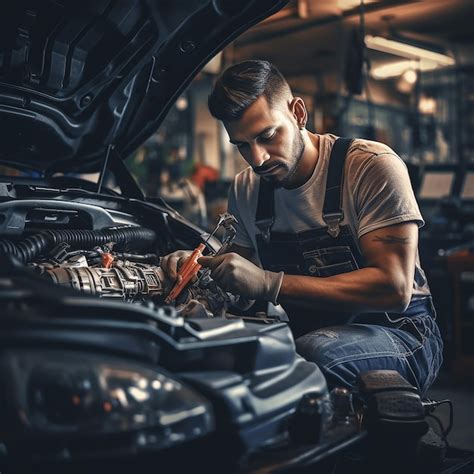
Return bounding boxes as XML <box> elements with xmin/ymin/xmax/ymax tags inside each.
<box><xmin>295</xmin><ymin>297</ymin><xmax>444</xmax><ymax>395</ymax></box>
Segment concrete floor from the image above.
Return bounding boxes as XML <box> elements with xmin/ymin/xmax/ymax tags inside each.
<box><xmin>426</xmin><ymin>370</ymin><xmax>474</xmax><ymax>451</ymax></box>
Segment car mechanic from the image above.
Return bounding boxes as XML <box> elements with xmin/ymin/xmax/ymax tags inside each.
<box><xmin>161</xmin><ymin>60</ymin><xmax>443</xmax><ymax>394</ymax></box>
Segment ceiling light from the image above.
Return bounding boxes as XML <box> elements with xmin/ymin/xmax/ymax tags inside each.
<box><xmin>372</xmin><ymin>60</ymin><xmax>412</xmax><ymax>79</ymax></box>
<box><xmin>297</xmin><ymin>0</ymin><xmax>309</xmax><ymax>19</ymax></box>
<box><xmin>419</xmin><ymin>96</ymin><xmax>437</xmax><ymax>115</ymax></box>
<box><xmin>176</xmin><ymin>95</ymin><xmax>188</xmax><ymax>111</ymax></box>
<box><xmin>337</xmin><ymin>0</ymin><xmax>378</xmax><ymax>10</ymax></box>
<box><xmin>397</xmin><ymin>69</ymin><xmax>417</xmax><ymax>94</ymax></box>
<box><xmin>371</xmin><ymin>59</ymin><xmax>441</xmax><ymax>80</ymax></box>
<box><xmin>365</xmin><ymin>35</ymin><xmax>455</xmax><ymax>66</ymax></box>
<box><xmin>402</xmin><ymin>69</ymin><xmax>417</xmax><ymax>84</ymax></box>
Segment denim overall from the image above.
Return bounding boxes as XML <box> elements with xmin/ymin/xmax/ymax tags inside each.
<box><xmin>255</xmin><ymin>138</ymin><xmax>443</xmax><ymax>394</ymax></box>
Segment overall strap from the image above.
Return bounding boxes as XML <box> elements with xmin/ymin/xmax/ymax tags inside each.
<box><xmin>255</xmin><ymin>178</ymin><xmax>275</xmax><ymax>244</ymax></box>
<box><xmin>323</xmin><ymin>137</ymin><xmax>353</xmax><ymax>237</ymax></box>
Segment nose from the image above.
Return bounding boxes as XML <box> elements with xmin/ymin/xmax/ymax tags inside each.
<box><xmin>248</xmin><ymin>143</ymin><xmax>270</xmax><ymax>168</ymax></box>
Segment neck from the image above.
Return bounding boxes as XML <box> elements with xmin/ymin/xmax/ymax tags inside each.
<box><xmin>284</xmin><ymin>131</ymin><xmax>320</xmax><ymax>189</ymax></box>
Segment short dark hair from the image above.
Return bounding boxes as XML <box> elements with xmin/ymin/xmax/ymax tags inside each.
<box><xmin>208</xmin><ymin>60</ymin><xmax>291</xmax><ymax>121</ymax></box>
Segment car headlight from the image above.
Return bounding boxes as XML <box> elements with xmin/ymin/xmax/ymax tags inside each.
<box><xmin>0</xmin><ymin>349</ymin><xmax>214</xmax><ymax>456</ymax></box>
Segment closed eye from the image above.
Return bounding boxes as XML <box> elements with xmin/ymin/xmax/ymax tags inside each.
<box><xmin>259</xmin><ymin>131</ymin><xmax>276</xmax><ymax>143</ymax></box>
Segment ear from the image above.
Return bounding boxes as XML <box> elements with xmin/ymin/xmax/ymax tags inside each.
<box><xmin>289</xmin><ymin>97</ymin><xmax>308</xmax><ymax>130</ymax></box>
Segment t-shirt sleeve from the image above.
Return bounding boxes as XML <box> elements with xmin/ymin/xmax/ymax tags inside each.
<box><xmin>354</xmin><ymin>152</ymin><xmax>424</xmax><ymax>238</ymax></box>
<box><xmin>227</xmin><ymin>177</ymin><xmax>254</xmax><ymax>248</ymax></box>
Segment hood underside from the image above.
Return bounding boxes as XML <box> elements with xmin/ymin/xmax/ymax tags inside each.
<box><xmin>0</xmin><ymin>0</ymin><xmax>287</xmax><ymax>174</ymax></box>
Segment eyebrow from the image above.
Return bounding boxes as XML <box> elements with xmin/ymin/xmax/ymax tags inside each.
<box><xmin>229</xmin><ymin>126</ymin><xmax>275</xmax><ymax>145</ymax></box>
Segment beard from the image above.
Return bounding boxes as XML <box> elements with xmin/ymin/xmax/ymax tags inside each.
<box><xmin>271</xmin><ymin>128</ymin><xmax>305</xmax><ymax>189</ymax></box>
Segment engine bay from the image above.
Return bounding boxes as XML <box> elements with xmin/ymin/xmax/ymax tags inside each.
<box><xmin>0</xmin><ymin>192</ymin><xmax>232</xmax><ymax>318</ymax></box>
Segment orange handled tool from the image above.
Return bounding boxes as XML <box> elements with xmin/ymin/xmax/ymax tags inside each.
<box><xmin>165</xmin><ymin>243</ymin><xmax>205</xmax><ymax>303</ymax></box>
<box><xmin>163</xmin><ymin>213</ymin><xmax>238</xmax><ymax>304</ymax></box>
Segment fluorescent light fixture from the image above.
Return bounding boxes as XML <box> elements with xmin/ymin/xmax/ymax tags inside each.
<box><xmin>371</xmin><ymin>58</ymin><xmax>441</xmax><ymax>79</ymax></box>
<box><xmin>372</xmin><ymin>60</ymin><xmax>413</xmax><ymax>79</ymax></box>
<box><xmin>365</xmin><ymin>35</ymin><xmax>455</xmax><ymax>66</ymax></box>
<box><xmin>337</xmin><ymin>0</ymin><xmax>378</xmax><ymax>9</ymax></box>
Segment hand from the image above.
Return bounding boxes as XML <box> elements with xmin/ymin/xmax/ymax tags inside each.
<box><xmin>160</xmin><ymin>249</ymin><xmax>193</xmax><ymax>283</ymax></box>
<box><xmin>197</xmin><ymin>252</ymin><xmax>283</xmax><ymax>304</ymax></box>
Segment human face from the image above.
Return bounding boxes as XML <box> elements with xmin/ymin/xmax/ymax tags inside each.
<box><xmin>224</xmin><ymin>96</ymin><xmax>306</xmax><ymax>188</ymax></box>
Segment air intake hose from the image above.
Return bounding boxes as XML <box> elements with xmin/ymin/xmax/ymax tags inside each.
<box><xmin>0</xmin><ymin>226</ymin><xmax>156</xmax><ymax>264</ymax></box>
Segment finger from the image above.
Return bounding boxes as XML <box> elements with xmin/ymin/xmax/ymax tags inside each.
<box><xmin>197</xmin><ymin>256</ymin><xmax>212</xmax><ymax>267</ymax></box>
<box><xmin>160</xmin><ymin>255</ymin><xmax>171</xmax><ymax>274</ymax></box>
<box><xmin>198</xmin><ymin>255</ymin><xmax>224</xmax><ymax>269</ymax></box>
<box><xmin>161</xmin><ymin>251</ymin><xmax>191</xmax><ymax>280</ymax></box>
<box><xmin>210</xmin><ymin>265</ymin><xmax>226</xmax><ymax>283</ymax></box>
<box><xmin>165</xmin><ymin>256</ymin><xmax>180</xmax><ymax>280</ymax></box>
<box><xmin>177</xmin><ymin>256</ymin><xmax>189</xmax><ymax>270</ymax></box>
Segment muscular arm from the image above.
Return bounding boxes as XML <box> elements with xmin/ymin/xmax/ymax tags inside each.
<box><xmin>278</xmin><ymin>222</ymin><xmax>418</xmax><ymax>313</ymax></box>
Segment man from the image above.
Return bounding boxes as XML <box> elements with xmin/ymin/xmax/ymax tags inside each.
<box><xmin>161</xmin><ymin>60</ymin><xmax>442</xmax><ymax>394</ymax></box>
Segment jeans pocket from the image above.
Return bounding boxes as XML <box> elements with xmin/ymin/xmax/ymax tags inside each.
<box><xmin>397</xmin><ymin>315</ymin><xmax>431</xmax><ymax>343</ymax></box>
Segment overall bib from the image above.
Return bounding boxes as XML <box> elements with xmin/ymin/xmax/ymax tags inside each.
<box><xmin>254</xmin><ymin>138</ymin><xmax>443</xmax><ymax>393</ymax></box>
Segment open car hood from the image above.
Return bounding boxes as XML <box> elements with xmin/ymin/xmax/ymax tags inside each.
<box><xmin>0</xmin><ymin>0</ymin><xmax>287</xmax><ymax>175</ymax></box>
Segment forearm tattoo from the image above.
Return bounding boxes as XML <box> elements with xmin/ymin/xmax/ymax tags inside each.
<box><xmin>372</xmin><ymin>235</ymin><xmax>409</xmax><ymax>245</ymax></box>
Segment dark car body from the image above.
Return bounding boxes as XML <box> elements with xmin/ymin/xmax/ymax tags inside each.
<box><xmin>0</xmin><ymin>1</ymin><xmax>364</xmax><ymax>472</ymax></box>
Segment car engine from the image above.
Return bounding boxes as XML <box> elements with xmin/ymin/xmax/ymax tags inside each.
<box><xmin>0</xmin><ymin>216</ymin><xmax>230</xmax><ymax>317</ymax></box>
<box><xmin>36</xmin><ymin>250</ymin><xmax>166</xmax><ymax>299</ymax></box>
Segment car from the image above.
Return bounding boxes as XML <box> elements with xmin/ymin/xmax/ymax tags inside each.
<box><xmin>0</xmin><ymin>1</ymin><xmax>447</xmax><ymax>473</ymax></box>
<box><xmin>0</xmin><ymin>1</ymin><xmax>357</xmax><ymax>472</ymax></box>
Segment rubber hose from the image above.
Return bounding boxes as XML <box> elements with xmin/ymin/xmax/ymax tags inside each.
<box><xmin>0</xmin><ymin>239</ymin><xmax>21</xmax><ymax>260</ymax></box>
<box><xmin>16</xmin><ymin>233</ymin><xmax>50</xmax><ymax>263</ymax></box>
<box><xmin>0</xmin><ymin>226</ymin><xmax>156</xmax><ymax>264</ymax></box>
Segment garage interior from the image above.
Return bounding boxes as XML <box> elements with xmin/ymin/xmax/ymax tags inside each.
<box><xmin>126</xmin><ymin>0</ymin><xmax>474</xmax><ymax>452</ymax></box>
<box><xmin>0</xmin><ymin>0</ymin><xmax>473</xmax><ymax>470</ymax></box>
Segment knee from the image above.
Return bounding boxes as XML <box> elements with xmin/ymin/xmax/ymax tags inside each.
<box><xmin>296</xmin><ymin>334</ymin><xmax>354</xmax><ymax>388</ymax></box>
<box><xmin>295</xmin><ymin>329</ymin><xmax>340</xmax><ymax>367</ymax></box>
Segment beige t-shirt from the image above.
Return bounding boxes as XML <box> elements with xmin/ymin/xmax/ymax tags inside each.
<box><xmin>227</xmin><ymin>133</ymin><xmax>430</xmax><ymax>299</ymax></box>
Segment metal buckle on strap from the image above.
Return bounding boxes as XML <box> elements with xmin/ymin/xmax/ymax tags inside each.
<box><xmin>323</xmin><ymin>211</ymin><xmax>344</xmax><ymax>238</ymax></box>
<box><xmin>256</xmin><ymin>218</ymin><xmax>274</xmax><ymax>244</ymax></box>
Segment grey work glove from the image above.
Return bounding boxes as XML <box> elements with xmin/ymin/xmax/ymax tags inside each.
<box><xmin>198</xmin><ymin>253</ymin><xmax>284</xmax><ymax>305</ymax></box>
<box><xmin>160</xmin><ymin>249</ymin><xmax>193</xmax><ymax>284</ymax></box>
